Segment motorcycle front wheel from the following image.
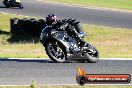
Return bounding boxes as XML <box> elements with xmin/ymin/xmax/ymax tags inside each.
<box><xmin>19</xmin><ymin>3</ymin><xmax>23</xmax><ymax>9</ymax></box>
<box><xmin>45</xmin><ymin>40</ymin><xmax>67</xmax><ymax>63</ymax></box>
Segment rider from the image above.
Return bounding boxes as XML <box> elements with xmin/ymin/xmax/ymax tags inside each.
<box><xmin>44</xmin><ymin>14</ymin><xmax>87</xmax><ymax>47</ymax></box>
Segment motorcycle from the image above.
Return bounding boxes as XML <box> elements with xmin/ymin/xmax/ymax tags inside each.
<box><xmin>40</xmin><ymin>25</ymin><xmax>99</xmax><ymax>63</ymax></box>
<box><xmin>3</xmin><ymin>0</ymin><xmax>23</xmax><ymax>9</ymax></box>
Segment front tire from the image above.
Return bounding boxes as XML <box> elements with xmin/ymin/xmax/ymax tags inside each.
<box><xmin>3</xmin><ymin>1</ymin><xmax>10</xmax><ymax>8</ymax></box>
<box><xmin>19</xmin><ymin>4</ymin><xmax>23</xmax><ymax>9</ymax></box>
<box><xmin>85</xmin><ymin>51</ymin><xmax>99</xmax><ymax>63</ymax></box>
<box><xmin>45</xmin><ymin>40</ymin><xmax>67</xmax><ymax>63</ymax></box>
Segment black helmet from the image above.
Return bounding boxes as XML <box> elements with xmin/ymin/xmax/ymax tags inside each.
<box><xmin>46</xmin><ymin>14</ymin><xmax>57</xmax><ymax>25</ymax></box>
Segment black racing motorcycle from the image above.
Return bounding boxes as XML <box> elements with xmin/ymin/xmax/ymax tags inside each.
<box><xmin>40</xmin><ymin>25</ymin><xmax>99</xmax><ymax>63</ymax></box>
<box><xmin>3</xmin><ymin>0</ymin><xmax>23</xmax><ymax>9</ymax></box>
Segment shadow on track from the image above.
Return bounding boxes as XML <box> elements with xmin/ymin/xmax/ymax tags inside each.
<box><xmin>0</xmin><ymin>5</ymin><xmax>23</xmax><ymax>9</ymax></box>
<box><xmin>0</xmin><ymin>58</ymin><xmax>85</xmax><ymax>63</ymax></box>
<box><xmin>0</xmin><ymin>58</ymin><xmax>55</xmax><ymax>63</ymax></box>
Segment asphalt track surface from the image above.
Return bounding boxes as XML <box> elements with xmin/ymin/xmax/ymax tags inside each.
<box><xmin>0</xmin><ymin>0</ymin><xmax>132</xmax><ymax>29</ymax></box>
<box><xmin>0</xmin><ymin>58</ymin><xmax>132</xmax><ymax>85</ymax></box>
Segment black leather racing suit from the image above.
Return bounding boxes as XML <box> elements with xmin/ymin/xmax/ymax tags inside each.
<box><xmin>47</xmin><ymin>19</ymin><xmax>86</xmax><ymax>46</ymax></box>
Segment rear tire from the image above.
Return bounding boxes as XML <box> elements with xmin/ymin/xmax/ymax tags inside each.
<box><xmin>3</xmin><ymin>3</ymin><xmax>9</xmax><ymax>8</ymax></box>
<box><xmin>5</xmin><ymin>5</ymin><xmax>10</xmax><ymax>8</ymax></box>
<box><xmin>3</xmin><ymin>1</ymin><xmax>11</xmax><ymax>8</ymax></box>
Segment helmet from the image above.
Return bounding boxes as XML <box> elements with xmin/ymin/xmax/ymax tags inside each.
<box><xmin>46</xmin><ymin>14</ymin><xmax>57</xmax><ymax>25</ymax></box>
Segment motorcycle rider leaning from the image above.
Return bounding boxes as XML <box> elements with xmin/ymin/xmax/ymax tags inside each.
<box><xmin>44</xmin><ymin>14</ymin><xmax>87</xmax><ymax>47</ymax></box>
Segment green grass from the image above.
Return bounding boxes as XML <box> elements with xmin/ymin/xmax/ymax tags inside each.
<box><xmin>0</xmin><ymin>13</ymin><xmax>48</xmax><ymax>58</ymax></box>
<box><xmin>0</xmin><ymin>87</ymin><xmax>29</xmax><ymax>88</ymax></box>
<box><xmin>0</xmin><ymin>13</ymin><xmax>132</xmax><ymax>58</ymax></box>
<box><xmin>83</xmin><ymin>25</ymin><xmax>132</xmax><ymax>58</ymax></box>
<box><xmin>44</xmin><ymin>0</ymin><xmax>132</xmax><ymax>10</ymax></box>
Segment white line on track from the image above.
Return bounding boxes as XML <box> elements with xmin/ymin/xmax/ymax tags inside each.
<box><xmin>6</xmin><ymin>58</ymin><xmax>132</xmax><ymax>60</ymax></box>
<box><xmin>0</xmin><ymin>84</ymin><xmax>132</xmax><ymax>86</ymax></box>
